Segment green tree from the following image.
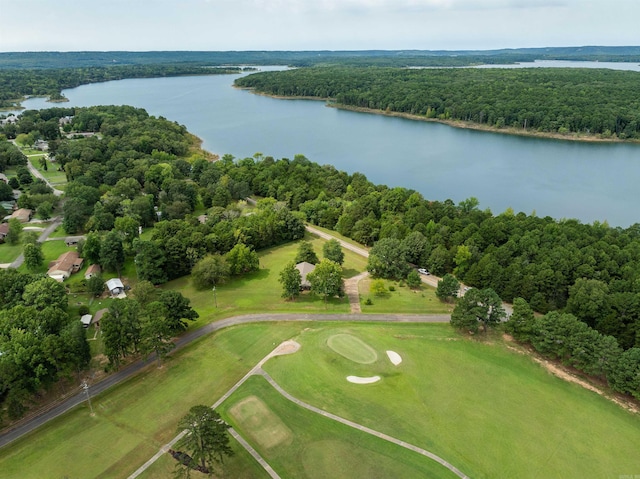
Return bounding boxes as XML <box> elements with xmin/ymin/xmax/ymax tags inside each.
<box><xmin>100</xmin><ymin>230</ymin><xmax>125</xmax><ymax>275</ymax></box>
<box><xmin>82</xmin><ymin>232</ymin><xmax>102</xmax><ymax>265</ymax></box>
<box><xmin>5</xmin><ymin>218</ymin><xmax>22</xmax><ymax>245</ymax></box>
<box><xmin>134</xmin><ymin>240</ymin><xmax>167</xmax><ymax>285</ymax></box>
<box><xmin>191</xmin><ymin>254</ymin><xmax>230</xmax><ymax>290</ymax></box>
<box><xmin>175</xmin><ymin>405</ymin><xmax>234</xmax><ymax>477</ymax></box>
<box><xmin>295</xmin><ymin>240</ymin><xmax>319</xmax><ymax>264</ymax></box>
<box><xmin>35</xmin><ymin>201</ymin><xmax>53</xmax><ymax>220</ymax></box>
<box><xmin>86</xmin><ymin>274</ymin><xmax>105</xmax><ymax>297</ymax></box>
<box><xmin>436</xmin><ymin>274</ymin><xmax>460</xmax><ymax>302</ymax></box>
<box><xmin>322</xmin><ymin>239</ymin><xmax>345</xmax><ymax>265</ymax></box>
<box><xmin>114</xmin><ymin>215</ymin><xmax>140</xmax><ymax>252</ymax></box>
<box><xmin>101</xmin><ymin>299</ymin><xmax>141</xmax><ymax>368</ymax></box>
<box><xmin>23</xmin><ymin>242</ymin><xmax>44</xmax><ymax>271</ymax></box>
<box><xmin>504</xmin><ymin>297</ymin><xmax>536</xmax><ymax>341</ymax></box>
<box><xmin>451</xmin><ymin>287</ymin><xmax>506</xmax><ymax>333</ymax></box>
<box><xmin>369</xmin><ymin>278</ymin><xmax>387</xmax><ymax>296</ymax></box>
<box><xmin>225</xmin><ymin>243</ymin><xmax>259</xmax><ymax>276</ymax></box>
<box><xmin>279</xmin><ymin>261</ymin><xmax>302</xmax><ymax>301</ymax></box>
<box><xmin>158</xmin><ymin>290</ymin><xmax>199</xmax><ymax>332</ymax></box>
<box><xmin>406</xmin><ymin>269</ymin><xmax>422</xmax><ymax>289</ymax></box>
<box><xmin>139</xmin><ymin>301</ymin><xmax>175</xmax><ymax>366</ymax></box>
<box><xmin>566</xmin><ymin>278</ymin><xmax>610</xmax><ymax>328</ymax></box>
<box><xmin>307</xmin><ymin>259</ymin><xmax>344</xmax><ymax>302</ymax></box>
<box><xmin>131</xmin><ymin>280</ymin><xmax>158</xmax><ymax>307</ymax></box>
<box><xmin>367</xmin><ymin>237</ymin><xmax>409</xmax><ymax>279</ymax></box>
<box><xmin>22</xmin><ymin>277</ymin><xmax>68</xmax><ymax>311</ymax></box>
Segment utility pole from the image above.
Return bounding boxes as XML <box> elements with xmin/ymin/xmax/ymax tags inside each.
<box><xmin>212</xmin><ymin>285</ymin><xmax>217</xmax><ymax>308</ymax></box>
<box><xmin>82</xmin><ymin>380</ymin><xmax>95</xmax><ymax>416</ymax></box>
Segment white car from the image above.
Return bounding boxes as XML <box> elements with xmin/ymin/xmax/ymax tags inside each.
<box><xmin>418</xmin><ymin>268</ymin><xmax>430</xmax><ymax>275</ymax></box>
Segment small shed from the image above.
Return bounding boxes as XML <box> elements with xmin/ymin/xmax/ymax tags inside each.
<box><xmin>85</xmin><ymin>264</ymin><xmax>101</xmax><ymax>280</ymax></box>
<box><xmin>93</xmin><ymin>308</ymin><xmax>108</xmax><ymax>328</ymax></box>
<box><xmin>65</xmin><ymin>236</ymin><xmax>83</xmax><ymax>247</ymax></box>
<box><xmin>80</xmin><ymin>314</ymin><xmax>93</xmax><ymax>328</ymax></box>
<box><xmin>106</xmin><ymin>278</ymin><xmax>125</xmax><ymax>296</ymax></box>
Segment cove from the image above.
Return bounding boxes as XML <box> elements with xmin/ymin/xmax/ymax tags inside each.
<box><xmin>17</xmin><ymin>68</ymin><xmax>640</xmax><ymax>227</ymax></box>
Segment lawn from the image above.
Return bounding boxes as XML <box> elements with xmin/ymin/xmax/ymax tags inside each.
<box><xmin>217</xmin><ymin>375</ymin><xmax>459</xmax><ymax>479</ymax></box>
<box><xmin>263</xmin><ymin>323</ymin><xmax>640</xmax><ymax>479</ymax></box>
<box><xmin>27</xmin><ymin>155</ymin><xmax>67</xmax><ymax>188</ymax></box>
<box><xmin>162</xmin><ymin>235</ymin><xmax>365</xmax><ymax>329</ymax></box>
<box><xmin>359</xmin><ymin>276</ymin><xmax>452</xmax><ymax>314</ymax></box>
<box><xmin>0</xmin><ymin>322</ymin><xmax>305</xmax><ymax>479</ymax></box>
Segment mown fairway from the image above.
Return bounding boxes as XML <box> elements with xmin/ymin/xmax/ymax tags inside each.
<box><xmin>263</xmin><ymin>323</ymin><xmax>640</xmax><ymax>479</ymax></box>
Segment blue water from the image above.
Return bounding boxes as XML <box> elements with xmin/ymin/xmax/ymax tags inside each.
<box><xmin>13</xmin><ymin>66</ymin><xmax>640</xmax><ymax>226</ymax></box>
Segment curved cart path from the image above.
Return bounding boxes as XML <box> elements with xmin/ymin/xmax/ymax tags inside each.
<box><xmin>257</xmin><ymin>369</ymin><xmax>470</xmax><ymax>479</ymax></box>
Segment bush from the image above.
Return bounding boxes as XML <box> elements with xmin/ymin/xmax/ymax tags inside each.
<box><xmin>78</xmin><ymin>305</ymin><xmax>90</xmax><ymax>316</ymax></box>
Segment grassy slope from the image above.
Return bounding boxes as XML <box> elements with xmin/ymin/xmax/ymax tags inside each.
<box><xmin>263</xmin><ymin>323</ymin><xmax>640</xmax><ymax>479</ymax></box>
<box><xmin>359</xmin><ymin>276</ymin><xmax>453</xmax><ymax>314</ymax></box>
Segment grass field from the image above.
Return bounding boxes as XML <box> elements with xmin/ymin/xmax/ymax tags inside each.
<box><xmin>27</xmin><ymin>156</ymin><xmax>67</xmax><ymax>188</ymax></box>
<box><xmin>2</xmin><ymin>321</ymin><xmax>639</xmax><ymax>478</ymax></box>
<box><xmin>163</xmin><ymin>235</ymin><xmax>364</xmax><ymax>329</ymax></box>
<box><xmin>263</xmin><ymin>323</ymin><xmax>640</xmax><ymax>479</ymax></box>
<box><xmin>218</xmin><ymin>375</ymin><xmax>459</xmax><ymax>479</ymax></box>
<box><xmin>359</xmin><ymin>276</ymin><xmax>452</xmax><ymax>314</ymax></box>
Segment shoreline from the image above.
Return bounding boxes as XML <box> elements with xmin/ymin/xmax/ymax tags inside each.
<box><xmin>239</xmin><ymin>87</ymin><xmax>640</xmax><ymax>145</ymax></box>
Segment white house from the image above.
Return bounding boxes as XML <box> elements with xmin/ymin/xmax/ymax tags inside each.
<box><xmin>80</xmin><ymin>314</ymin><xmax>93</xmax><ymax>328</ymax></box>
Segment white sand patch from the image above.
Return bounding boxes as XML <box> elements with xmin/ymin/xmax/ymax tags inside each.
<box><xmin>347</xmin><ymin>375</ymin><xmax>380</xmax><ymax>384</ymax></box>
<box><xmin>386</xmin><ymin>350</ymin><xmax>402</xmax><ymax>366</ymax></box>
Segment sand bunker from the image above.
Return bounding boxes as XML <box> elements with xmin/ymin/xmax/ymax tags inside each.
<box><xmin>347</xmin><ymin>375</ymin><xmax>381</xmax><ymax>384</ymax></box>
<box><xmin>386</xmin><ymin>350</ymin><xmax>402</xmax><ymax>366</ymax></box>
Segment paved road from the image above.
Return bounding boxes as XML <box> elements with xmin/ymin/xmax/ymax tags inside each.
<box><xmin>25</xmin><ymin>154</ymin><xmax>64</xmax><ymax>196</ymax></box>
<box><xmin>0</xmin><ymin>313</ymin><xmax>449</xmax><ymax>449</ymax></box>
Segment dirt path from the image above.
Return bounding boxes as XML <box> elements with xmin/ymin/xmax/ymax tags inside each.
<box><xmin>344</xmin><ymin>271</ymin><xmax>369</xmax><ymax>313</ymax></box>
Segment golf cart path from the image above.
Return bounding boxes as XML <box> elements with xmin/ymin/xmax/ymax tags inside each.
<box><xmin>129</xmin><ymin>339</ymin><xmax>469</xmax><ymax>479</ymax></box>
<box><xmin>257</xmin><ymin>368</ymin><xmax>470</xmax><ymax>479</ymax></box>
<box><xmin>0</xmin><ymin>313</ymin><xmax>449</xmax><ymax>450</ymax></box>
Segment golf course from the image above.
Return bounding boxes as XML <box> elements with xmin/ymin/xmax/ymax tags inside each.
<box><xmin>2</xmin><ymin>319</ymin><xmax>639</xmax><ymax>478</ymax></box>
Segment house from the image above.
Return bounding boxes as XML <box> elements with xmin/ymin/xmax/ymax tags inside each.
<box><xmin>0</xmin><ymin>115</ymin><xmax>17</xmax><ymax>126</ymax></box>
<box><xmin>0</xmin><ymin>200</ymin><xmax>16</xmax><ymax>212</ymax></box>
<box><xmin>47</xmin><ymin>251</ymin><xmax>84</xmax><ymax>281</ymax></box>
<box><xmin>10</xmin><ymin>208</ymin><xmax>32</xmax><ymax>223</ymax></box>
<box><xmin>197</xmin><ymin>214</ymin><xmax>208</xmax><ymax>224</ymax></box>
<box><xmin>85</xmin><ymin>264</ymin><xmax>101</xmax><ymax>280</ymax></box>
<box><xmin>295</xmin><ymin>261</ymin><xmax>316</xmax><ymax>289</ymax></box>
<box><xmin>59</xmin><ymin>115</ymin><xmax>74</xmax><ymax>126</ymax></box>
<box><xmin>0</xmin><ymin>223</ymin><xmax>8</xmax><ymax>243</ymax></box>
<box><xmin>80</xmin><ymin>314</ymin><xmax>93</xmax><ymax>328</ymax></box>
<box><xmin>106</xmin><ymin>278</ymin><xmax>125</xmax><ymax>297</ymax></box>
<box><xmin>33</xmin><ymin>139</ymin><xmax>49</xmax><ymax>151</ymax></box>
<box><xmin>93</xmin><ymin>308</ymin><xmax>108</xmax><ymax>328</ymax></box>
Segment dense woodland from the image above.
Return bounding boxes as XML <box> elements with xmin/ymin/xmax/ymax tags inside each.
<box><xmin>236</xmin><ymin>66</ymin><xmax>640</xmax><ymax>139</ymax></box>
<box><xmin>1</xmin><ymin>103</ymin><xmax>640</xmax><ymax>419</ymax></box>
<box><xmin>0</xmin><ymin>64</ymin><xmax>241</xmax><ymax>109</ymax></box>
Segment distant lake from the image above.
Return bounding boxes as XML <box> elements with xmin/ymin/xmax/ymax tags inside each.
<box><xmin>15</xmin><ymin>64</ymin><xmax>640</xmax><ymax>227</ymax></box>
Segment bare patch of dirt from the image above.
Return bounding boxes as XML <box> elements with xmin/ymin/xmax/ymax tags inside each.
<box><xmin>502</xmin><ymin>335</ymin><xmax>639</xmax><ymax>414</ymax></box>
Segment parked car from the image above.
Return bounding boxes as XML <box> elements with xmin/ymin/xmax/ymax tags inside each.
<box><xmin>418</xmin><ymin>268</ymin><xmax>430</xmax><ymax>275</ymax></box>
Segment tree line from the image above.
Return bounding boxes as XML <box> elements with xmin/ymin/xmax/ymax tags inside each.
<box><xmin>236</xmin><ymin>66</ymin><xmax>640</xmax><ymax>139</ymax></box>
<box><xmin>0</xmin><ymin>64</ymin><xmax>241</xmax><ymax>109</ymax></box>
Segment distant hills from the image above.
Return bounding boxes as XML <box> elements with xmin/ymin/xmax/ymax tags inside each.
<box><xmin>1</xmin><ymin>47</ymin><xmax>640</xmax><ymax>69</ymax></box>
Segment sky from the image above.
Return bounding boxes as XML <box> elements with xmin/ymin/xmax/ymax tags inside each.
<box><xmin>0</xmin><ymin>0</ymin><xmax>638</xmax><ymax>52</ymax></box>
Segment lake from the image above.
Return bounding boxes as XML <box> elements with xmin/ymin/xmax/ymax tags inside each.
<box><xmin>15</xmin><ymin>66</ymin><xmax>640</xmax><ymax>227</ymax></box>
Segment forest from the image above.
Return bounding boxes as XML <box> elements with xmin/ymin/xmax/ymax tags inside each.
<box><xmin>236</xmin><ymin>66</ymin><xmax>640</xmax><ymax>139</ymax></box>
<box><xmin>1</xmin><ymin>104</ymin><xmax>639</xmax><ymax>417</ymax></box>
<box><xmin>0</xmin><ymin>64</ymin><xmax>241</xmax><ymax>109</ymax></box>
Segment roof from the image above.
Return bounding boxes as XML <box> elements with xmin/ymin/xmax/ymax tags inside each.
<box><xmin>94</xmin><ymin>308</ymin><xmax>108</xmax><ymax>324</ymax></box>
<box><xmin>295</xmin><ymin>261</ymin><xmax>316</xmax><ymax>288</ymax></box>
<box><xmin>80</xmin><ymin>314</ymin><xmax>93</xmax><ymax>326</ymax></box>
<box><xmin>0</xmin><ymin>223</ymin><xmax>8</xmax><ymax>235</ymax></box>
<box><xmin>47</xmin><ymin>251</ymin><xmax>83</xmax><ymax>278</ymax></box>
<box><xmin>10</xmin><ymin>208</ymin><xmax>32</xmax><ymax>223</ymax></box>
<box><xmin>106</xmin><ymin>278</ymin><xmax>124</xmax><ymax>290</ymax></box>
<box><xmin>85</xmin><ymin>264</ymin><xmax>101</xmax><ymax>276</ymax></box>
